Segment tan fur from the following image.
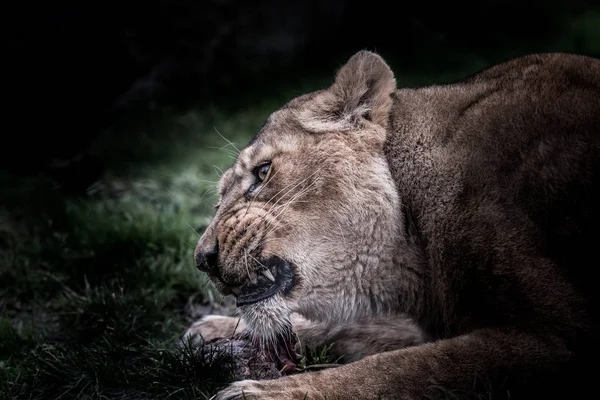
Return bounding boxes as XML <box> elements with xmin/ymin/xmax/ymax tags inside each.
<box><xmin>184</xmin><ymin>313</ymin><xmax>423</xmax><ymax>363</ymax></box>
<box><xmin>191</xmin><ymin>50</ymin><xmax>600</xmax><ymax>399</ymax></box>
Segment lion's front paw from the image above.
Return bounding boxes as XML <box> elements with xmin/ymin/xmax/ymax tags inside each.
<box><xmin>212</xmin><ymin>380</ymin><xmax>263</xmax><ymax>400</ymax></box>
<box><xmin>213</xmin><ymin>376</ymin><xmax>321</xmax><ymax>400</ymax></box>
<box><xmin>182</xmin><ymin>315</ymin><xmax>246</xmax><ymax>346</ymax></box>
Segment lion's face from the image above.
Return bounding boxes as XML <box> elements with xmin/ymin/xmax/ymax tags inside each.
<box><xmin>194</xmin><ymin>51</ymin><xmax>402</xmax><ymax>346</ymax></box>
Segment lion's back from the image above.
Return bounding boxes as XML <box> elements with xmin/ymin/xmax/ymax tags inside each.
<box><xmin>450</xmin><ymin>53</ymin><xmax>600</xmax><ymax>280</ymax></box>
<box><xmin>387</xmin><ymin>52</ymin><xmax>600</xmax><ymax>335</ymax></box>
<box><xmin>393</xmin><ymin>52</ymin><xmax>600</xmax><ymax>247</ymax></box>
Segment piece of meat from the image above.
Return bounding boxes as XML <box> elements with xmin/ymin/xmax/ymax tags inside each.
<box><xmin>200</xmin><ymin>333</ymin><xmax>301</xmax><ymax>381</ymax></box>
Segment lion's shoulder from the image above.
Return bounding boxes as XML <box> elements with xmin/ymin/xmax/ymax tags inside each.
<box><xmin>458</xmin><ymin>52</ymin><xmax>600</xmax><ymax>86</ymax></box>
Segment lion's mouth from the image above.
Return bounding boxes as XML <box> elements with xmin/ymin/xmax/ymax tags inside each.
<box><xmin>230</xmin><ymin>256</ymin><xmax>295</xmax><ymax>306</ymax></box>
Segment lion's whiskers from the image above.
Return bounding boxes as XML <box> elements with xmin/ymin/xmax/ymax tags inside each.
<box><xmin>187</xmin><ymin>223</ymin><xmax>202</xmax><ymax>238</ymax></box>
<box><xmin>252</xmin><ymin>170</ymin><xmax>318</xmax><ymax>221</ymax></box>
<box><xmin>241</xmin><ymin>171</ymin><xmax>318</xmax><ymax>234</ymax></box>
<box><xmin>243</xmin><ymin>169</ymin><xmax>280</xmax><ymax>218</ymax></box>
<box><xmin>244</xmin><ymin>180</ymin><xmax>317</xmax><ymax>256</ymax></box>
<box><xmin>261</xmin><ymin>181</ymin><xmax>317</xmax><ymax>237</ymax></box>
<box><xmin>250</xmin><ymin>232</ymin><xmax>286</xmax><ymax>252</ymax></box>
<box><xmin>196</xmin><ymin>186</ymin><xmax>218</xmax><ymax>205</ymax></box>
<box><xmin>196</xmin><ymin>179</ymin><xmax>220</xmax><ymax>185</ymax></box>
<box><xmin>213</xmin><ymin>127</ymin><xmax>241</xmax><ymax>155</ymax></box>
<box><xmin>254</xmin><ymin>168</ymin><xmax>321</xmax><ymax>218</ymax></box>
<box><xmin>260</xmin><ymin>179</ymin><xmax>317</xmax><ymax>234</ymax></box>
<box><xmin>207</xmin><ymin>145</ymin><xmax>238</xmax><ymax>162</ymax></box>
<box><xmin>213</xmin><ymin>165</ymin><xmax>224</xmax><ymax>178</ymax></box>
<box><xmin>245</xmin><ymin>197</ymin><xmax>306</xmax><ymax>254</ymax></box>
<box><xmin>207</xmin><ymin>146</ymin><xmax>238</xmax><ymax>158</ymax></box>
<box><xmin>247</xmin><ymin>253</ymin><xmax>268</xmax><ymax>270</ymax></box>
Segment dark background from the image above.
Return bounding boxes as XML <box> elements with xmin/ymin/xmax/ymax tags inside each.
<box><xmin>1</xmin><ymin>3</ymin><xmax>600</xmax><ymax>397</ymax></box>
<box><xmin>1</xmin><ymin>0</ymin><xmax>597</xmax><ymax>192</ymax></box>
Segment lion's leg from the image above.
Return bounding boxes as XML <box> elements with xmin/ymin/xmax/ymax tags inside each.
<box><xmin>214</xmin><ymin>328</ymin><xmax>571</xmax><ymax>400</ymax></box>
<box><xmin>182</xmin><ymin>313</ymin><xmax>423</xmax><ymax>362</ymax></box>
<box><xmin>290</xmin><ymin>313</ymin><xmax>424</xmax><ymax>362</ymax></box>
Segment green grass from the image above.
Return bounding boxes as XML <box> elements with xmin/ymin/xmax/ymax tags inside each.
<box><xmin>1</xmin><ymin>13</ymin><xmax>599</xmax><ymax>399</ymax></box>
<box><xmin>0</xmin><ymin>104</ymin><xmax>265</xmax><ymax>399</ymax></box>
<box><xmin>1</xmin><ymin>97</ymin><xmax>334</xmax><ymax>399</ymax></box>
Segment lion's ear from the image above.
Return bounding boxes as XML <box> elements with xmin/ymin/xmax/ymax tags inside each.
<box><xmin>330</xmin><ymin>50</ymin><xmax>396</xmax><ymax>129</ymax></box>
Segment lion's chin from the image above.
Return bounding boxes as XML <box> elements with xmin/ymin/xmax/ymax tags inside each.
<box><xmin>236</xmin><ymin>256</ymin><xmax>296</xmax><ymax>307</ymax></box>
<box><xmin>237</xmin><ymin>295</ymin><xmax>300</xmax><ymax>373</ymax></box>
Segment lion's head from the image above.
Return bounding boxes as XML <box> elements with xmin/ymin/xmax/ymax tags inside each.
<box><xmin>195</xmin><ymin>51</ymin><xmax>406</xmax><ymax>356</ymax></box>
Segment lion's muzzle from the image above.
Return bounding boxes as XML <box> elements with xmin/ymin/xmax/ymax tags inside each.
<box><xmin>196</xmin><ymin>241</ymin><xmax>296</xmax><ymax>305</ymax></box>
<box><xmin>236</xmin><ymin>256</ymin><xmax>295</xmax><ymax>306</ymax></box>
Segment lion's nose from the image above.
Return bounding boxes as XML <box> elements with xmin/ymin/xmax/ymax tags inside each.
<box><xmin>195</xmin><ymin>246</ymin><xmax>220</xmax><ymax>276</ymax></box>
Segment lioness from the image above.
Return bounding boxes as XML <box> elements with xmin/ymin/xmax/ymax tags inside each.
<box><xmin>190</xmin><ymin>51</ymin><xmax>600</xmax><ymax>399</ymax></box>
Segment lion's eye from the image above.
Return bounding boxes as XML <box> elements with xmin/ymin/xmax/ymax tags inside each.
<box><xmin>248</xmin><ymin>162</ymin><xmax>271</xmax><ymax>194</ymax></box>
<box><xmin>254</xmin><ymin>162</ymin><xmax>271</xmax><ymax>182</ymax></box>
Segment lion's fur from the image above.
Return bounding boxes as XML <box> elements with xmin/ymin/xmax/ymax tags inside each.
<box><xmin>189</xmin><ymin>51</ymin><xmax>600</xmax><ymax>399</ymax></box>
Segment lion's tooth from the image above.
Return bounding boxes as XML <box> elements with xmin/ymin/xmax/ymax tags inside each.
<box><xmin>230</xmin><ymin>287</ymin><xmax>240</xmax><ymax>296</ymax></box>
<box><xmin>261</xmin><ymin>269</ymin><xmax>275</xmax><ymax>282</ymax></box>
